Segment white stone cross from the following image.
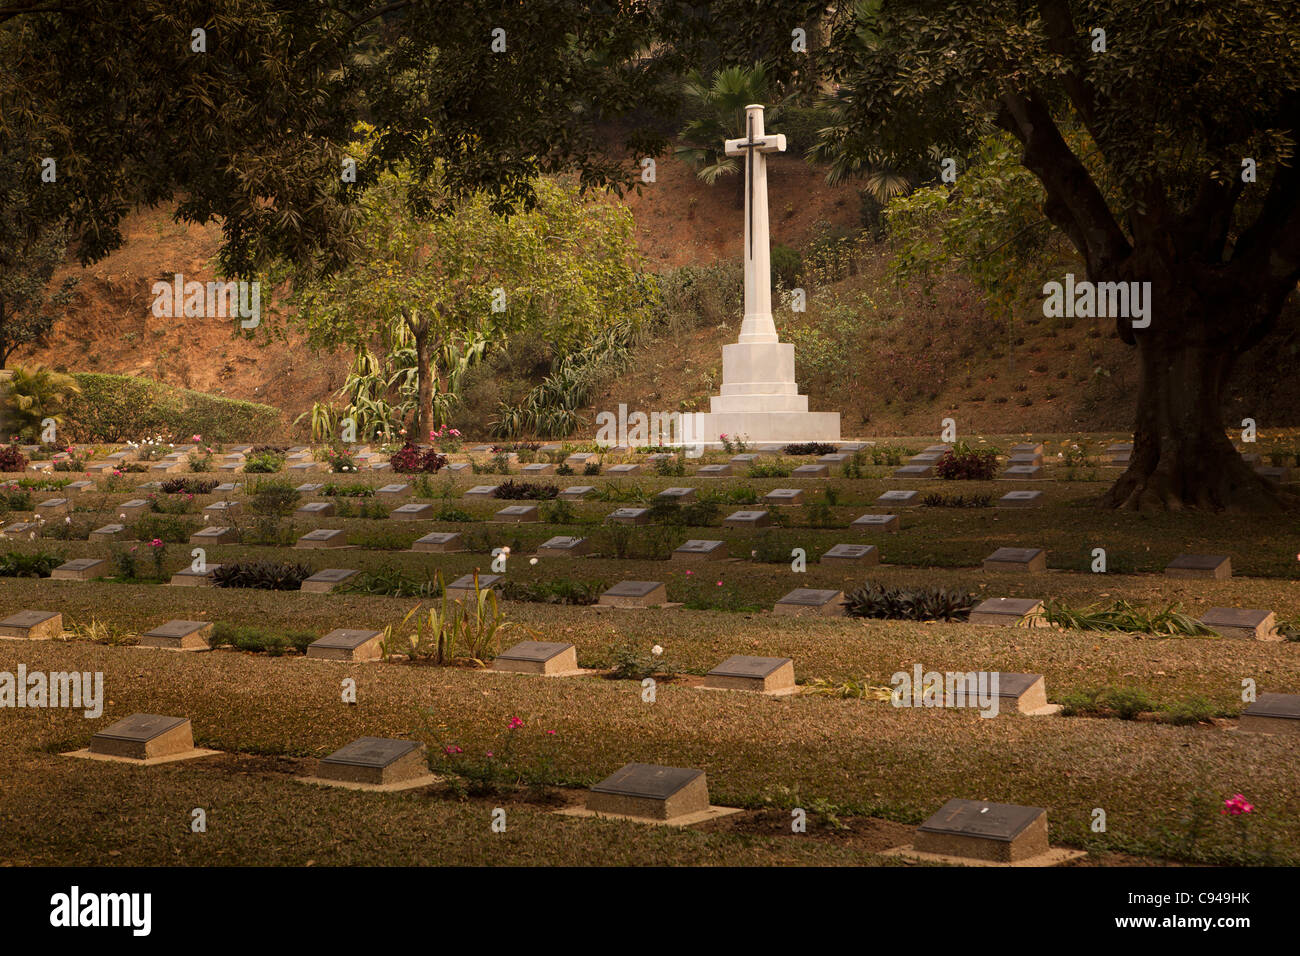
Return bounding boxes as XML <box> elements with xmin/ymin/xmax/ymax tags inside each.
<box><xmin>724</xmin><ymin>104</ymin><xmax>786</xmax><ymax>344</ymax></box>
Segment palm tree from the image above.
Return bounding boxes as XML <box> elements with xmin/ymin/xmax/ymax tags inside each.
<box><xmin>0</xmin><ymin>364</ymin><xmax>81</xmax><ymax>441</ymax></box>
<box><xmin>675</xmin><ymin>63</ymin><xmax>777</xmax><ymax>207</ymax></box>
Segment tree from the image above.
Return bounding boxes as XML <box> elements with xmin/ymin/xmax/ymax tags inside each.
<box><xmin>0</xmin><ymin>365</ymin><xmax>81</xmax><ymax>441</ymax></box>
<box><xmin>286</xmin><ymin>163</ymin><xmax>648</xmax><ymax>438</ymax></box>
<box><xmin>676</xmin><ymin>63</ymin><xmax>778</xmax><ymax>207</ymax></box>
<box><xmin>817</xmin><ymin>0</ymin><xmax>1300</xmax><ymax>510</ymax></box>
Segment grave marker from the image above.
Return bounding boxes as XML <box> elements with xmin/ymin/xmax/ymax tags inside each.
<box><xmin>671</xmin><ymin>539</ymin><xmax>728</xmax><ymax>562</ymax></box>
<box><xmin>598</xmin><ymin>580</ymin><xmax>667</xmax><ymax>608</ymax></box>
<box><xmin>1239</xmin><ymin>693</ymin><xmax>1300</xmax><ymax>735</ymax></box>
<box><xmin>522</xmin><ymin>462</ymin><xmax>554</xmax><ymax>476</ymax></box>
<box><xmin>722</xmin><ymin>509</ymin><xmax>771</xmax><ymax>528</ymax></box>
<box><xmin>295</xmin><ymin>483</ymin><xmax>325</xmax><ymax>495</ymax></box>
<box><xmin>311</xmin><ymin>738</ymin><xmax>434</xmax><ymax>789</ymax></box>
<box><xmin>696</xmin><ymin>464</ymin><xmax>733</xmax><ymax>477</ymax></box>
<box><xmin>168</xmin><ymin>564</ymin><xmax>222</xmax><ymax>587</ymax></box>
<box><xmin>492</xmin><ymin>640</ymin><xmax>581</xmax><ymax>676</ymax></box>
<box><xmin>536</xmin><ymin>535</ymin><xmax>591</xmax><ymax>557</ymax></box>
<box><xmin>949</xmin><ymin>672</ymin><xmax>1057</xmax><ymax>715</ymax></box>
<box><xmin>875</xmin><ymin>490</ymin><xmax>919</xmax><ymax>508</ymax></box>
<box><xmin>2</xmin><ymin>522</ymin><xmax>37</xmax><ymax>537</ymax></box>
<box><xmin>1165</xmin><ymin>554</ymin><xmax>1231</xmax><ymax>579</ymax></box>
<box><xmin>191</xmin><ymin>526</ymin><xmax>238</xmax><ymax>545</ymax></box>
<box><xmin>139</xmin><ymin>620</ymin><xmax>213</xmax><ymax>650</ymax></box>
<box><xmin>390</xmin><ymin>502</ymin><xmax>434</xmax><ymax>520</ymax></box>
<box><xmin>1200</xmin><ymin>608</ymin><xmax>1279</xmax><ymax>641</ymax></box>
<box><xmin>774</xmin><ymin>588</ymin><xmax>845</xmax><ymax>617</ymax></box>
<box><xmin>306</xmin><ymin>628</ymin><xmax>384</xmax><ymax>662</ymax></box>
<box><xmin>50</xmin><ymin>558</ymin><xmax>108</xmax><ymax>581</ymax></box>
<box><xmin>296</xmin><ymin>501</ymin><xmax>336</xmax><ymax>517</ymax></box>
<box><xmin>1000</xmin><ymin>465</ymin><xmax>1045</xmax><ymax>480</ymax></box>
<box><xmin>912</xmin><ymin>799</ymin><xmax>1052</xmax><ymax>863</ymax></box>
<box><xmin>606</xmin><ymin>463</ymin><xmax>642</xmax><ymax>476</ymax></box>
<box><xmin>90</xmin><ymin>523</ymin><xmax>127</xmax><ymax>541</ymax></box>
<box><xmin>493</xmin><ymin>504</ymin><xmax>540</xmax><ymax>523</ymax></box>
<box><xmin>376</xmin><ymin>483</ymin><xmax>411</xmax><ymax>499</ymax></box>
<box><xmin>996</xmin><ymin>491</ymin><xmax>1043</xmax><ymax>509</ymax></box>
<box><xmin>412</xmin><ymin>531</ymin><xmax>464</xmax><ymax>553</ymax></box>
<box><xmin>204</xmin><ymin>500</ymin><xmax>242</xmax><ymax>516</ymax></box>
<box><xmin>463</xmin><ymin>484</ymin><xmax>499</xmax><ymax>499</ymax></box>
<box><xmin>983</xmin><ymin>547</ymin><xmax>1047</xmax><ymax>573</ymax></box>
<box><xmin>445</xmin><ymin>573</ymin><xmax>502</xmax><ymax>602</ymax></box>
<box><xmin>703</xmin><ymin>655</ymin><xmax>795</xmax><ymax>695</ymax></box>
<box><xmin>118</xmin><ymin>499</ymin><xmax>150</xmax><ymax>518</ymax></box>
<box><xmin>762</xmin><ymin>488</ymin><xmax>803</xmax><ymax>505</ymax></box>
<box><xmin>894</xmin><ymin>464</ymin><xmax>933</xmax><ymax>479</ymax></box>
<box><xmin>968</xmin><ymin>597</ymin><xmax>1048</xmax><ymax>627</ymax></box>
<box><xmin>584</xmin><ymin>763</ymin><xmax>713</xmax><ymax>822</ymax></box>
<box><xmin>558</xmin><ymin>484</ymin><xmax>596</xmax><ymax>500</ymax></box>
<box><xmin>656</xmin><ymin>487</ymin><xmax>697</xmax><ymax>502</ymax></box>
<box><xmin>821</xmin><ymin>544</ymin><xmax>878</xmax><ymax>566</ymax></box>
<box><xmin>791</xmin><ymin>463</ymin><xmax>829</xmax><ymax>478</ymax></box>
<box><xmin>84</xmin><ymin>714</ymin><xmax>211</xmax><ymax>762</ymax></box>
<box><xmin>0</xmin><ymin>610</ymin><xmax>62</xmax><ymax>640</ymax></box>
<box><xmin>300</xmin><ymin>568</ymin><xmax>360</xmax><ymax>593</ymax></box>
<box><xmin>295</xmin><ymin>528</ymin><xmax>350</xmax><ymax>549</ymax></box>
<box><xmin>607</xmin><ymin>507</ymin><xmax>651</xmax><ymax>526</ymax></box>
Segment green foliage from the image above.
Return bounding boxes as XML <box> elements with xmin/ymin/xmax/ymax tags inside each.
<box><xmin>62</xmin><ymin>374</ymin><xmax>279</xmax><ymax>443</ymax></box>
<box><xmin>746</xmin><ymin>461</ymin><xmax>791</xmax><ymax>478</ymax></box>
<box><xmin>934</xmin><ymin>442</ymin><xmax>999</xmax><ymax>481</ymax></box>
<box><xmin>920</xmin><ymin>492</ymin><xmax>992</xmax><ymax>508</ymax></box>
<box><xmin>0</xmin><ymin>550</ymin><xmax>61</xmax><ymax>577</ymax></box>
<box><xmin>1059</xmin><ymin>686</ymin><xmax>1157</xmax><ymax>721</ymax></box>
<box><xmin>210</xmin><ymin>622</ymin><xmax>317</xmax><ymax>656</ymax></box>
<box><xmin>212</xmin><ymin>561</ymin><xmax>312</xmax><ymax>591</ymax></box>
<box><xmin>242</xmin><ymin>451</ymin><xmax>285</xmax><ymax>473</ymax></box>
<box><xmin>843</xmin><ymin>581</ymin><xmax>976</xmax><ymax>621</ymax></box>
<box><xmin>130</xmin><ymin>514</ymin><xmax>195</xmax><ymax>543</ymax></box>
<box><xmin>783</xmin><ymin>442</ymin><xmax>836</xmax><ymax>456</ymax></box>
<box><xmin>0</xmin><ymin>365</ymin><xmax>81</xmax><ymax>440</ymax></box>
<box><xmin>770</xmin><ymin>243</ymin><xmax>802</xmax><ymax>289</ymax></box>
<box><xmin>499</xmin><ymin>578</ymin><xmax>604</xmax><ymax>606</ymax></box>
<box><xmin>493</xmin><ymin>480</ymin><xmax>559</xmax><ymax>500</ymax></box>
<box><xmin>248</xmin><ymin>483</ymin><xmax>300</xmax><ymax>516</ymax></box>
<box><xmin>1043</xmin><ymin>600</ymin><xmax>1217</xmax><ymax>636</ymax></box>
<box><xmin>675</xmin><ymin>62</ymin><xmax>775</xmax><ymax>186</ymax></box>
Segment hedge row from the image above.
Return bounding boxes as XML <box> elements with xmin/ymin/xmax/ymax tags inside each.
<box><xmin>63</xmin><ymin>373</ymin><xmax>283</xmax><ymax>443</ymax></box>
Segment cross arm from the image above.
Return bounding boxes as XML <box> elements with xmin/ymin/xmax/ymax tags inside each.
<box><xmin>723</xmin><ymin>133</ymin><xmax>787</xmax><ymax>157</ymax></box>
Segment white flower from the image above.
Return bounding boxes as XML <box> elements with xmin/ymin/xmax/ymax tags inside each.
<box><xmin>118</xmin><ymin>513</ymin><xmax>125</xmax><ymax>519</ymax></box>
<box><xmin>502</xmin><ymin>546</ymin><xmax>511</xmax><ymax>555</ymax></box>
<box><xmin>651</xmin><ymin>645</ymin><xmax>663</xmax><ymax>656</ymax></box>
<box><xmin>529</xmin><ymin>557</ymin><xmax>538</xmax><ymax>566</ymax></box>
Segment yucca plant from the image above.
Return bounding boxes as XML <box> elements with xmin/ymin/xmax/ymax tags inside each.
<box><xmin>843</xmin><ymin>581</ymin><xmax>977</xmax><ymax>621</ymax></box>
<box><xmin>1044</xmin><ymin>599</ymin><xmax>1217</xmax><ymax>636</ymax></box>
<box><xmin>0</xmin><ymin>365</ymin><xmax>81</xmax><ymax>440</ymax></box>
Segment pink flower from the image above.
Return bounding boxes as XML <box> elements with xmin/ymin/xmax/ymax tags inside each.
<box><xmin>485</xmin><ymin>751</ymin><xmax>494</xmax><ymax>758</ymax></box>
<box><xmin>716</xmin><ymin>580</ymin><xmax>723</xmax><ymax>586</ymax></box>
<box><xmin>150</xmin><ymin>538</ymin><xmax>163</xmax><ymax>547</ymax></box>
<box><xmin>192</xmin><ymin>434</ymin><xmax>202</xmax><ymax>442</ymax></box>
<box><xmin>1222</xmin><ymin>794</ymin><xmax>1255</xmax><ymax>816</ymax></box>
<box><xmin>507</xmin><ymin>716</ymin><xmax>524</xmax><ymax>730</ymax></box>
<box><xmin>443</xmin><ymin>744</ymin><xmax>462</xmax><ymax>755</ymax></box>
<box><xmin>685</xmin><ymin>569</ymin><xmax>694</xmax><ymax>576</ymax></box>
<box><xmin>546</xmin><ymin>730</ymin><xmax>556</xmax><ymax>735</ymax></box>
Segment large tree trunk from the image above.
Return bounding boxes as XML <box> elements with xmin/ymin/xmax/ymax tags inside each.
<box><xmin>1105</xmin><ymin>288</ymin><xmax>1287</xmax><ymax>511</ymax></box>
<box><xmin>414</xmin><ymin>329</ymin><xmax>434</xmax><ymax>443</ymax></box>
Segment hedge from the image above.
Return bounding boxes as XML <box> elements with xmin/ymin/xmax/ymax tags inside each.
<box><xmin>62</xmin><ymin>373</ymin><xmax>283</xmax><ymax>442</ymax></box>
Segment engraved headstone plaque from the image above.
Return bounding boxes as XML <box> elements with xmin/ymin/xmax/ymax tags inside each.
<box><xmin>1165</xmin><ymin>554</ymin><xmax>1231</xmax><ymax>580</ymax></box>
<box><xmin>306</xmin><ymin>628</ymin><xmax>384</xmax><ymax>662</ymax></box>
<box><xmin>703</xmin><ymin>655</ymin><xmax>795</xmax><ymax>694</ymax></box>
<box><xmin>0</xmin><ymin>610</ymin><xmax>62</xmax><ymax>640</ymax></box>
<box><xmin>983</xmin><ymin>547</ymin><xmax>1047</xmax><ymax>573</ymax></box>
<box><xmin>914</xmin><ymin>799</ymin><xmax>1050</xmax><ymax>863</ymax></box>
<box><xmin>598</xmin><ymin>580</ymin><xmax>668</xmax><ymax>608</ymax></box>
<box><xmin>774</xmin><ymin>588</ymin><xmax>845</xmax><ymax>617</ymax></box>
<box><xmin>300</xmin><ymin>568</ymin><xmax>359</xmax><ymax>593</ymax></box>
<box><xmin>89</xmin><ymin>714</ymin><xmax>196</xmax><ymax>761</ymax></box>
<box><xmin>139</xmin><ymin>620</ymin><xmax>212</xmax><ymax>650</ymax></box>
<box><xmin>587</xmin><ymin>763</ymin><xmax>710</xmax><ymax>822</ymax></box>
<box><xmin>491</xmin><ymin>640</ymin><xmax>580</xmax><ymax>676</ymax></box>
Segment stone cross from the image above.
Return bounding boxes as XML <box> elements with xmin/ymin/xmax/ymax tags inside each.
<box><xmin>724</xmin><ymin>104</ymin><xmax>786</xmax><ymax>345</ymax></box>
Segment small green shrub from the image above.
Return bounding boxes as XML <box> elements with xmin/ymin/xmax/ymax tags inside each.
<box><xmin>212</xmin><ymin>561</ymin><xmax>312</xmax><ymax>591</ymax></box>
<box><xmin>843</xmin><ymin>581</ymin><xmax>976</xmax><ymax>621</ymax></box>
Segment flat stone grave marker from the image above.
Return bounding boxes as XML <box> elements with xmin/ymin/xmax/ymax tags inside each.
<box><xmin>817</xmin><ymin>453</ymin><xmax>849</xmax><ymax>465</ymax></box>
<box><xmin>774</xmin><ymin>588</ymin><xmax>846</xmax><ymax>617</ymax></box>
<box><xmin>191</xmin><ymin>526</ymin><xmax>238</xmax><ymax>545</ymax></box>
<box><xmin>875</xmin><ymin>490</ymin><xmax>919</xmax><ymax>508</ymax></box>
<box><xmin>1165</xmin><ymin>554</ymin><xmax>1231</xmax><ymax>579</ymax></box>
<box><xmin>463</xmin><ymin>484</ymin><xmax>499</xmax><ymax>499</ymax></box>
<box><xmin>0</xmin><ymin>610</ymin><xmax>62</xmax><ymax>640</ymax></box>
<box><xmin>969</xmin><ymin>597</ymin><xmax>1048</xmax><ymax>627</ymax></box>
<box><xmin>730</xmin><ymin>454</ymin><xmax>757</xmax><ymax>466</ymax></box>
<box><xmin>27</xmin><ymin>461</ymin><xmax>54</xmax><ymax>472</ymax></box>
<box><xmin>838</xmin><ymin>442</ymin><xmax>871</xmax><ymax>452</ymax></box>
<box><xmin>912</xmin><ymin>799</ymin><xmax>1052</xmax><ymax>863</ymax></box>
<box><xmin>607</xmin><ymin>507</ymin><xmax>651</xmax><ymax>526</ymax></box>
<box><xmin>656</xmin><ymin>487</ymin><xmax>696</xmax><ymax>502</ymax></box>
<box><xmin>585</xmin><ymin>763</ymin><xmax>714</xmax><ymax>823</ymax></box>
<box><xmin>606</xmin><ymin>463</ymin><xmax>642</xmax><ymax>476</ymax></box>
<box><xmin>1008</xmin><ymin>453</ymin><xmax>1044</xmax><ymax>466</ymax></box>
<box><xmin>218</xmin><ymin>462</ymin><xmax>243</xmax><ymax>473</ymax></box>
<box><xmin>948</xmin><ymin>672</ymin><xmax>1056</xmax><ymax>715</ymax></box>
<box><xmin>295</xmin><ymin>483</ymin><xmax>325</xmax><ymax>495</ymax></box>
<box><xmin>703</xmin><ymin>655</ymin><xmax>796</xmax><ymax>695</ymax></box>
<box><xmin>86</xmin><ymin>714</ymin><xmax>204</xmax><ymax>762</ymax></box>
<box><xmin>644</xmin><ymin>453</ymin><xmax>673</xmax><ymax>464</ymax></box>
<box><xmin>214</xmin><ymin>482</ymin><xmax>241</xmax><ymax>494</ymax></box>
<box><xmin>924</xmin><ymin>444</ymin><xmax>953</xmax><ymax>454</ymax></box>
<box><xmin>287</xmin><ymin>446</ymin><xmax>310</xmax><ymax>454</ymax></box>
<box><xmin>1239</xmin><ymin>693</ymin><xmax>1300</xmax><ymax>735</ymax></box>
<box><xmin>909</xmin><ymin>452</ymin><xmax>943</xmax><ymax>465</ymax></box>
<box><xmin>1200</xmin><ymin>608</ymin><xmax>1279</xmax><ymax>641</ymax></box>
<box><xmin>118</xmin><ymin>499</ymin><xmax>150</xmax><ymax>518</ymax></box>
<box><xmin>671</xmin><ymin>539</ymin><xmax>727</xmax><ymax>562</ymax></box>
<box><xmin>558</xmin><ymin>485</ymin><xmax>596</xmax><ymax>499</ymax></box>
<box><xmin>492</xmin><ymin>640</ymin><xmax>581</xmax><ymax>676</ymax></box>
<box><xmin>228</xmin><ymin>444</ymin><xmax>253</xmax><ymax>455</ymax></box>
<box><xmin>821</xmin><ymin>544</ymin><xmax>878</xmax><ymax>566</ymax></box>
<box><xmin>295</xmin><ymin>528</ymin><xmax>350</xmax><ymax>549</ymax></box>
<box><xmin>376</xmin><ymin>483</ymin><xmax>410</xmax><ymax>498</ymax></box>
<box><xmin>894</xmin><ymin>464</ymin><xmax>933</xmax><ymax>479</ymax></box>
<box><xmin>1011</xmin><ymin>443</ymin><xmax>1045</xmax><ymax>456</ymax></box>
<box><xmin>64</xmin><ymin>480</ymin><xmax>94</xmax><ymax>494</ymax></box>
<box><xmin>565</xmin><ymin>453</ymin><xmax>594</xmax><ymax>465</ymax></box>
<box><xmin>367</xmin><ymin>461</ymin><xmax>391</xmax><ymax>472</ymax></box>
<box><xmin>90</xmin><ymin>523</ymin><xmax>127</xmax><ymax>541</ymax></box>
<box><xmin>306</xmin><ymin>628</ymin><xmax>384</xmax><ymax>662</ymax></box>
<box><xmin>412</xmin><ymin>531</ymin><xmax>463</xmax><ymax>553</ymax></box>
<box><xmin>312</xmin><ymin>738</ymin><xmax>433</xmax><ymax>789</ymax></box>
<box><xmin>445</xmin><ymin>573</ymin><xmax>502</xmax><ymax>602</ymax></box>
<box><xmin>983</xmin><ymin>547</ymin><xmax>1047</xmax><ymax>573</ymax></box>
<box><xmin>494</xmin><ymin>504</ymin><xmax>539</xmax><ymax>523</ymax></box>
<box><xmin>522</xmin><ymin>462</ymin><xmax>554</xmax><ymax>475</ymax></box>
<box><xmin>50</xmin><ymin>558</ymin><xmax>108</xmax><ymax>581</ymax></box>
<box><xmin>696</xmin><ymin>464</ymin><xmax>732</xmax><ymax>477</ymax></box>
<box><xmin>297</xmin><ymin>501</ymin><xmax>336</xmax><ymax>517</ymax></box>
<box><xmin>446</xmin><ymin>461</ymin><xmax>472</xmax><ymax>473</ymax></box>
<box><xmin>204</xmin><ymin>500</ymin><xmax>242</xmax><ymax>516</ymax></box>
<box><xmin>301</xmin><ymin>568</ymin><xmax>359</xmax><ymax>593</ymax></box>
<box><xmin>791</xmin><ymin>463</ymin><xmax>829</xmax><ymax>478</ymax></box>
<box><xmin>85</xmin><ymin>462</ymin><xmax>115</xmax><ymax>475</ymax></box>
<box><xmin>536</xmin><ymin>535</ymin><xmax>590</xmax><ymax>557</ymax></box>
<box><xmin>763</xmin><ymin>488</ymin><xmax>803</xmax><ymax>505</ymax></box>
<box><xmin>1257</xmin><ymin>465</ymin><xmax>1291</xmax><ymax>482</ymax></box>
<box><xmin>598</xmin><ymin>580</ymin><xmax>667</xmax><ymax>608</ymax></box>
<box><xmin>1106</xmin><ymin>442</ymin><xmax>1132</xmax><ymax>453</ymax></box>
<box><xmin>106</xmin><ymin>451</ymin><xmax>131</xmax><ymax>462</ymax></box>
<box><xmin>168</xmin><ymin>564</ymin><xmax>222</xmax><ymax>587</ymax></box>
<box><xmin>390</xmin><ymin>502</ymin><xmax>434</xmax><ymax>520</ymax></box>
<box><xmin>150</xmin><ymin>460</ymin><xmax>182</xmax><ymax>473</ymax></box>
<box><xmin>468</xmin><ymin>444</ymin><xmax>493</xmax><ymax>454</ymax></box>
<box><xmin>139</xmin><ymin>620</ymin><xmax>213</xmax><ymax>650</ymax></box>
<box><xmin>722</xmin><ymin>509</ymin><xmax>770</xmax><ymax>528</ymax></box>
<box><xmin>1000</xmin><ymin>465</ymin><xmax>1044</xmax><ymax>480</ymax></box>
<box><xmin>2</xmin><ymin>522</ymin><xmax>37</xmax><ymax>537</ymax></box>
<box><xmin>996</xmin><ymin>490</ymin><xmax>1044</xmax><ymax>509</ymax></box>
